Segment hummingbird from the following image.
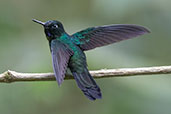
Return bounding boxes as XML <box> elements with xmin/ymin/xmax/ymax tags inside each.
<box><xmin>32</xmin><ymin>19</ymin><xmax>150</xmax><ymax>100</ymax></box>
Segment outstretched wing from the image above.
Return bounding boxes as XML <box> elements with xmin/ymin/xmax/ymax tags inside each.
<box><xmin>50</xmin><ymin>39</ymin><xmax>73</xmax><ymax>86</ymax></box>
<box><xmin>71</xmin><ymin>24</ymin><xmax>150</xmax><ymax>51</ymax></box>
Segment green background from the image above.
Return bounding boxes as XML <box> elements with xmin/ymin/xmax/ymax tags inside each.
<box><xmin>0</xmin><ymin>0</ymin><xmax>171</xmax><ymax>114</ymax></box>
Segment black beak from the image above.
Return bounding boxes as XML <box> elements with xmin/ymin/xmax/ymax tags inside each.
<box><xmin>32</xmin><ymin>19</ymin><xmax>45</xmax><ymax>26</ymax></box>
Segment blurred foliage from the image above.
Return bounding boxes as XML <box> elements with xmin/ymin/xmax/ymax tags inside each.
<box><xmin>0</xmin><ymin>0</ymin><xmax>171</xmax><ymax>114</ymax></box>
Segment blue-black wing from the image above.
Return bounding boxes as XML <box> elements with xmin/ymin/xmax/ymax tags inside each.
<box><xmin>50</xmin><ymin>39</ymin><xmax>73</xmax><ymax>85</ymax></box>
<box><xmin>71</xmin><ymin>24</ymin><xmax>150</xmax><ymax>51</ymax></box>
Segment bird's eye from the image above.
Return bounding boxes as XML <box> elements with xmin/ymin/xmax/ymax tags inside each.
<box><xmin>54</xmin><ymin>25</ymin><xmax>58</xmax><ymax>28</ymax></box>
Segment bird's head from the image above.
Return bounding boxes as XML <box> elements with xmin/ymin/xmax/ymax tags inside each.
<box><xmin>32</xmin><ymin>19</ymin><xmax>65</xmax><ymax>41</ymax></box>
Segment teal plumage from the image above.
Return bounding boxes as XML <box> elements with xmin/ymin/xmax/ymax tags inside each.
<box><xmin>32</xmin><ymin>19</ymin><xmax>150</xmax><ymax>100</ymax></box>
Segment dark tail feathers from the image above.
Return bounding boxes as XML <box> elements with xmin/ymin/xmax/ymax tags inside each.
<box><xmin>72</xmin><ymin>71</ymin><xmax>102</xmax><ymax>100</ymax></box>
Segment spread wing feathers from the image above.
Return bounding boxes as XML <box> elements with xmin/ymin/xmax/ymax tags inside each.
<box><xmin>51</xmin><ymin>39</ymin><xmax>73</xmax><ymax>86</ymax></box>
<box><xmin>71</xmin><ymin>24</ymin><xmax>150</xmax><ymax>51</ymax></box>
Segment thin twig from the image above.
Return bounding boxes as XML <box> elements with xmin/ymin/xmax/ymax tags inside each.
<box><xmin>0</xmin><ymin>65</ymin><xmax>171</xmax><ymax>83</ymax></box>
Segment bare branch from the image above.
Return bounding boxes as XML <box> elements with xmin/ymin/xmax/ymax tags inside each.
<box><xmin>0</xmin><ymin>65</ymin><xmax>171</xmax><ymax>83</ymax></box>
